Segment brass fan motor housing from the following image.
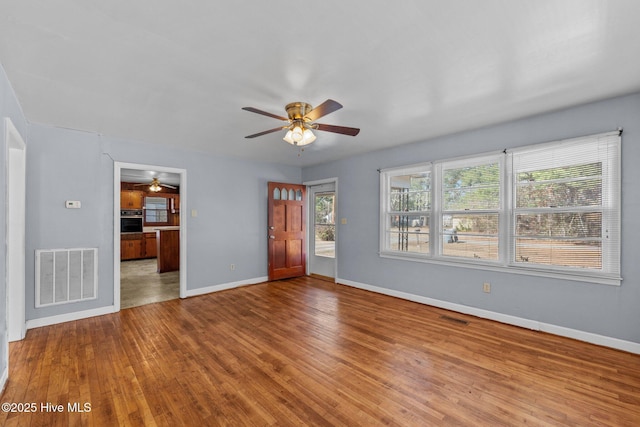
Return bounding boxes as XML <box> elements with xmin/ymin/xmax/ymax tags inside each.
<box><xmin>285</xmin><ymin>102</ymin><xmax>313</xmax><ymax>121</ymax></box>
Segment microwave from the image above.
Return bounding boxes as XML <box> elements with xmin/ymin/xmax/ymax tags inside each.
<box><xmin>121</xmin><ymin>217</ymin><xmax>143</xmax><ymax>233</ymax></box>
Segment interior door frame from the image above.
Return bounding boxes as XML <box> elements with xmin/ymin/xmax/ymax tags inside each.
<box><xmin>5</xmin><ymin>118</ymin><xmax>26</xmax><ymax>343</ymax></box>
<box><xmin>303</xmin><ymin>178</ymin><xmax>338</xmax><ymax>281</ymax></box>
<box><xmin>113</xmin><ymin>162</ymin><xmax>187</xmax><ymax>311</ymax></box>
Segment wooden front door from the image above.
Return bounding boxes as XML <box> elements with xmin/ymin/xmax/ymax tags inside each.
<box><xmin>268</xmin><ymin>182</ymin><xmax>306</xmax><ymax>281</ymax></box>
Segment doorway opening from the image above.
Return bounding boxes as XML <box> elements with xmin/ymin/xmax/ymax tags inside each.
<box><xmin>306</xmin><ymin>179</ymin><xmax>337</xmax><ymax>280</ymax></box>
<box><xmin>113</xmin><ymin>162</ymin><xmax>187</xmax><ymax>311</ymax></box>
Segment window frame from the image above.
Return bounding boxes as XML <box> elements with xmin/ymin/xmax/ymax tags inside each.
<box><xmin>144</xmin><ymin>196</ymin><xmax>170</xmax><ymax>226</ymax></box>
<box><xmin>379</xmin><ymin>131</ymin><xmax>621</xmax><ymax>286</ymax></box>
<box><xmin>380</xmin><ymin>163</ymin><xmax>433</xmax><ymax>258</ymax></box>
<box><xmin>437</xmin><ymin>153</ymin><xmax>505</xmax><ymax>264</ymax></box>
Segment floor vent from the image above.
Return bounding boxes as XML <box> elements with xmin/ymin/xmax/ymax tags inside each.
<box><xmin>440</xmin><ymin>315</ymin><xmax>469</xmax><ymax>325</ymax></box>
<box><xmin>36</xmin><ymin>248</ymin><xmax>98</xmax><ymax>307</ymax></box>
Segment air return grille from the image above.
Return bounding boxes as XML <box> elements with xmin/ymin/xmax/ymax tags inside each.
<box><xmin>35</xmin><ymin>248</ymin><xmax>98</xmax><ymax>307</ymax></box>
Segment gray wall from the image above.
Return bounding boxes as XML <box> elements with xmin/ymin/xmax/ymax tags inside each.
<box><xmin>303</xmin><ymin>92</ymin><xmax>640</xmax><ymax>344</ymax></box>
<box><xmin>0</xmin><ymin>63</ymin><xmax>28</xmax><ymax>380</ymax></box>
<box><xmin>25</xmin><ymin>124</ymin><xmax>301</xmax><ymax>321</ymax></box>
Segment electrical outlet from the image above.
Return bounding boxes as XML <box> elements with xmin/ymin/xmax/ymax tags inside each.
<box><xmin>230</xmin><ymin>264</ymin><xmax>235</xmax><ymax>271</ymax></box>
<box><xmin>483</xmin><ymin>282</ymin><xmax>491</xmax><ymax>293</ymax></box>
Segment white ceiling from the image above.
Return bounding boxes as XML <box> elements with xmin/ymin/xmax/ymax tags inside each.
<box><xmin>2</xmin><ymin>1</ymin><xmax>640</xmax><ymax>167</ymax></box>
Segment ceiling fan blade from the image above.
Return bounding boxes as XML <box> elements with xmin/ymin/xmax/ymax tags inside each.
<box><xmin>245</xmin><ymin>126</ymin><xmax>286</xmax><ymax>138</ymax></box>
<box><xmin>161</xmin><ymin>184</ymin><xmax>177</xmax><ymax>189</ymax></box>
<box><xmin>304</xmin><ymin>99</ymin><xmax>343</xmax><ymax>121</ymax></box>
<box><xmin>315</xmin><ymin>123</ymin><xmax>360</xmax><ymax>136</ymax></box>
<box><xmin>241</xmin><ymin>107</ymin><xmax>288</xmax><ymax>121</ymax></box>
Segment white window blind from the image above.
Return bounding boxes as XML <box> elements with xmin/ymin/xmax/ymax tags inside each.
<box><xmin>510</xmin><ymin>131</ymin><xmax>620</xmax><ymax>276</ymax></box>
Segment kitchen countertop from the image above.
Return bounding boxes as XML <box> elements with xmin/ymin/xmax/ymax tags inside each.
<box><xmin>143</xmin><ymin>226</ymin><xmax>180</xmax><ymax>232</ymax></box>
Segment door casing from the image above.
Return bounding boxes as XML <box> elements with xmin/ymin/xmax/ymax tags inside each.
<box><xmin>5</xmin><ymin>118</ymin><xmax>26</xmax><ymax>343</ymax></box>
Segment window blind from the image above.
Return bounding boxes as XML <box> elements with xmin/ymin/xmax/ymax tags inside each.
<box><xmin>510</xmin><ymin>131</ymin><xmax>620</xmax><ymax>275</ymax></box>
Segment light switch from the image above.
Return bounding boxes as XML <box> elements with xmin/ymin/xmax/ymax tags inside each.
<box><xmin>65</xmin><ymin>200</ymin><xmax>81</xmax><ymax>209</ymax></box>
<box><xmin>191</xmin><ymin>209</ymin><xmax>198</xmax><ymax>217</ymax></box>
<box><xmin>341</xmin><ymin>218</ymin><xmax>347</xmax><ymax>225</ymax></box>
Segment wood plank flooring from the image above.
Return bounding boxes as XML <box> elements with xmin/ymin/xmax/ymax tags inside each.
<box><xmin>2</xmin><ymin>276</ymin><xmax>639</xmax><ymax>426</ymax></box>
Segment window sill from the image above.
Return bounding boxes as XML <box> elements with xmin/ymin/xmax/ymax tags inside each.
<box><xmin>378</xmin><ymin>251</ymin><xmax>622</xmax><ymax>286</ymax></box>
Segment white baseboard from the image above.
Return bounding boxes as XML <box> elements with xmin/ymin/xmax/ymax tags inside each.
<box><xmin>24</xmin><ymin>277</ymin><xmax>268</xmax><ymax>330</ymax></box>
<box><xmin>338</xmin><ymin>278</ymin><xmax>640</xmax><ymax>355</ymax></box>
<box><xmin>26</xmin><ymin>305</ymin><xmax>117</xmax><ymax>330</ymax></box>
<box><xmin>185</xmin><ymin>276</ymin><xmax>268</xmax><ymax>298</ymax></box>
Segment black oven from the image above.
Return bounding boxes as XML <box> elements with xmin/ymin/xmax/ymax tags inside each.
<box><xmin>121</xmin><ymin>210</ymin><xmax>143</xmax><ymax>233</ymax></box>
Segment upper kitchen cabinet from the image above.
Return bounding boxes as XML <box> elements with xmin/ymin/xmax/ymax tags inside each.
<box><xmin>121</xmin><ymin>190</ymin><xmax>144</xmax><ymax>209</ymax></box>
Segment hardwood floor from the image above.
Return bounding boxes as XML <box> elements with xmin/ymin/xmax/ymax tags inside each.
<box><xmin>2</xmin><ymin>276</ymin><xmax>639</xmax><ymax>426</ymax></box>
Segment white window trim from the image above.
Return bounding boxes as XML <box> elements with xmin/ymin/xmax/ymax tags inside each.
<box><xmin>379</xmin><ymin>131</ymin><xmax>622</xmax><ymax>286</ymax></box>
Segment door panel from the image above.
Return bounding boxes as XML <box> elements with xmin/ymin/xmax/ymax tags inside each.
<box><xmin>268</xmin><ymin>182</ymin><xmax>306</xmax><ymax>280</ymax></box>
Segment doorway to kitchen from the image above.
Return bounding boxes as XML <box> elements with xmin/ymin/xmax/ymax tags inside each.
<box><xmin>113</xmin><ymin>162</ymin><xmax>187</xmax><ymax>311</ymax></box>
<box><xmin>306</xmin><ymin>179</ymin><xmax>337</xmax><ymax>280</ymax></box>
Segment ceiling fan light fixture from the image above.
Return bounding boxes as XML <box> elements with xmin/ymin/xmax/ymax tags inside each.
<box><xmin>244</xmin><ymin>99</ymin><xmax>359</xmax><ymax>145</ymax></box>
<box><xmin>283</xmin><ymin>124</ymin><xmax>315</xmax><ymax>146</ymax></box>
<box><xmin>149</xmin><ymin>177</ymin><xmax>162</xmax><ymax>192</ymax></box>
<box><xmin>292</xmin><ymin>125</ymin><xmax>304</xmax><ymax>142</ymax></box>
<box><xmin>283</xmin><ymin>129</ymin><xmax>294</xmax><ymax>144</ymax></box>
<box><xmin>301</xmin><ymin>128</ymin><xmax>316</xmax><ymax>145</ymax></box>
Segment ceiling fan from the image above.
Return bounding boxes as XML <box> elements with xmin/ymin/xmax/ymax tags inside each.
<box><xmin>242</xmin><ymin>99</ymin><xmax>360</xmax><ymax>146</ymax></box>
<box><xmin>133</xmin><ymin>177</ymin><xmax>176</xmax><ymax>192</ymax></box>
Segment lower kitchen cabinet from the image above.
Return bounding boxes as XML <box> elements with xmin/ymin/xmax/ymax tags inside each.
<box><xmin>121</xmin><ymin>232</ymin><xmax>158</xmax><ymax>261</ymax></box>
<box><xmin>121</xmin><ymin>234</ymin><xmax>143</xmax><ymax>260</ymax></box>
<box><xmin>143</xmin><ymin>232</ymin><xmax>157</xmax><ymax>258</ymax></box>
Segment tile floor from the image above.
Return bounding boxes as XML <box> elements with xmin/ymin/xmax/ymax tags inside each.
<box><xmin>120</xmin><ymin>258</ymin><xmax>179</xmax><ymax>309</ymax></box>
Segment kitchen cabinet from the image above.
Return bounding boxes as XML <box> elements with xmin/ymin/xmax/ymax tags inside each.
<box><xmin>121</xmin><ymin>232</ymin><xmax>157</xmax><ymax>261</ymax></box>
<box><xmin>120</xmin><ymin>190</ymin><xmax>144</xmax><ymax>209</ymax></box>
<box><xmin>143</xmin><ymin>232</ymin><xmax>157</xmax><ymax>258</ymax></box>
<box><xmin>121</xmin><ymin>233</ymin><xmax>143</xmax><ymax>260</ymax></box>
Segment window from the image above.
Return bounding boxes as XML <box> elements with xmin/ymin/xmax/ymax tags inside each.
<box><xmin>380</xmin><ymin>131</ymin><xmax>621</xmax><ymax>285</ymax></box>
<box><xmin>381</xmin><ymin>165</ymin><xmax>431</xmax><ymax>255</ymax></box>
<box><xmin>144</xmin><ymin>197</ymin><xmax>168</xmax><ymax>224</ymax></box>
<box><xmin>510</xmin><ymin>132</ymin><xmax>620</xmax><ymax>275</ymax></box>
<box><xmin>314</xmin><ymin>192</ymin><xmax>336</xmax><ymax>258</ymax></box>
<box><xmin>440</xmin><ymin>156</ymin><xmax>502</xmax><ymax>261</ymax></box>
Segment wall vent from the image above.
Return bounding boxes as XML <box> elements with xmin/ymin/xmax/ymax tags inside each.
<box><xmin>35</xmin><ymin>248</ymin><xmax>98</xmax><ymax>307</ymax></box>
